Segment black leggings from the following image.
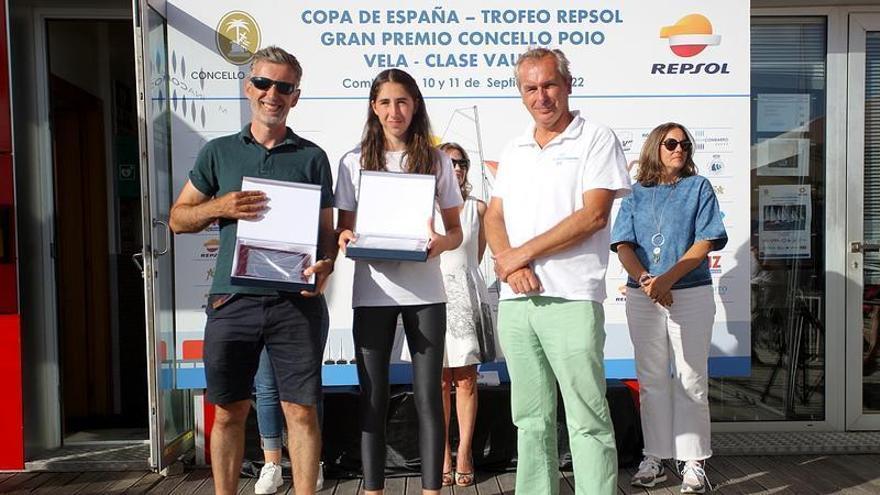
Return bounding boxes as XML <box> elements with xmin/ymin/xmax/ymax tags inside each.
<box><xmin>353</xmin><ymin>304</ymin><xmax>446</xmax><ymax>491</ymax></box>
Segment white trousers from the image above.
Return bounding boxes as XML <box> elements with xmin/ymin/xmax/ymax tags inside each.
<box><xmin>626</xmin><ymin>285</ymin><xmax>715</xmax><ymax>461</ymax></box>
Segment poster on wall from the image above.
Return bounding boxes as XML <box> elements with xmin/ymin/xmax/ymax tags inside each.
<box><xmin>165</xmin><ymin>0</ymin><xmax>751</xmax><ymax>386</ymax></box>
<box><xmin>758</xmin><ymin>184</ymin><xmax>812</xmax><ymax>260</ymax></box>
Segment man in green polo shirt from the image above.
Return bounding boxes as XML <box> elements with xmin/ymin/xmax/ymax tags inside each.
<box><xmin>169</xmin><ymin>46</ymin><xmax>335</xmax><ymax>495</ymax></box>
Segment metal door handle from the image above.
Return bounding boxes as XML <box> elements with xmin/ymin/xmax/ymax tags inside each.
<box><xmin>851</xmin><ymin>241</ymin><xmax>880</xmax><ymax>253</ymax></box>
<box><xmin>153</xmin><ymin>219</ymin><xmax>171</xmax><ymax>256</ymax></box>
<box><xmin>132</xmin><ymin>252</ymin><xmax>145</xmax><ymax>277</ymax></box>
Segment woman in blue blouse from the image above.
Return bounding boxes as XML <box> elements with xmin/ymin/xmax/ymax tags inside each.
<box><xmin>610</xmin><ymin>122</ymin><xmax>727</xmax><ymax>494</ymax></box>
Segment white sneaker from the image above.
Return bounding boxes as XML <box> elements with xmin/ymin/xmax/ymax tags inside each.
<box><xmin>680</xmin><ymin>460</ymin><xmax>712</xmax><ymax>494</ymax></box>
<box><xmin>316</xmin><ymin>461</ymin><xmax>324</xmax><ymax>491</ymax></box>
<box><xmin>255</xmin><ymin>462</ymin><xmax>283</xmax><ymax>495</ymax></box>
<box><xmin>631</xmin><ymin>455</ymin><xmax>666</xmax><ymax>487</ymax></box>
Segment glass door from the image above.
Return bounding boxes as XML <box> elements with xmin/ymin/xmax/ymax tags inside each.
<box><xmin>846</xmin><ymin>13</ymin><xmax>880</xmax><ymax>430</ymax></box>
<box><xmin>132</xmin><ymin>0</ymin><xmax>193</xmax><ymax>470</ymax></box>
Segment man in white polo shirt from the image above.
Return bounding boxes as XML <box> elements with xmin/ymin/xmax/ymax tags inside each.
<box><xmin>485</xmin><ymin>47</ymin><xmax>631</xmax><ymax>494</ymax></box>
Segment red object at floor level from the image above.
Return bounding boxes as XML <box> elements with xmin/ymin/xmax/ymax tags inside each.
<box><xmin>204</xmin><ymin>398</ymin><xmax>215</xmax><ymax>465</ymax></box>
<box><xmin>0</xmin><ymin>314</ymin><xmax>23</xmax><ymax>469</ymax></box>
<box><xmin>622</xmin><ymin>379</ymin><xmax>641</xmax><ymax>409</ymax></box>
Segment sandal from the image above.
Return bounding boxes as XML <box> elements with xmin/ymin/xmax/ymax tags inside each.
<box><xmin>455</xmin><ymin>471</ymin><xmax>475</xmax><ymax>487</ymax></box>
<box><xmin>442</xmin><ymin>471</ymin><xmax>454</xmax><ymax>487</ymax></box>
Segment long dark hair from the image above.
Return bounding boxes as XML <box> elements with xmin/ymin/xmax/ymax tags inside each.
<box><xmin>439</xmin><ymin>142</ymin><xmax>472</xmax><ymax>199</ymax></box>
<box><xmin>360</xmin><ymin>69</ymin><xmax>438</xmax><ymax>175</ymax></box>
<box><xmin>635</xmin><ymin>122</ymin><xmax>698</xmax><ymax>186</ymax></box>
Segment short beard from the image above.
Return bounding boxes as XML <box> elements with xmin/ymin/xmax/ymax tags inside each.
<box><xmin>250</xmin><ymin>99</ymin><xmax>288</xmax><ymax>127</ymax></box>
<box><xmin>257</xmin><ymin>113</ymin><xmax>287</xmax><ymax>127</ymax></box>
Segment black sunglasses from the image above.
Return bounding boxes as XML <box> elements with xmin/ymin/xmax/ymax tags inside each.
<box><xmin>249</xmin><ymin>76</ymin><xmax>298</xmax><ymax>95</ymax></box>
<box><xmin>660</xmin><ymin>138</ymin><xmax>692</xmax><ymax>152</ymax></box>
<box><xmin>451</xmin><ymin>158</ymin><xmax>470</xmax><ymax>168</ymax></box>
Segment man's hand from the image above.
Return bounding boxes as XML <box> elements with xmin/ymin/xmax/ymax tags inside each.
<box><xmin>300</xmin><ymin>258</ymin><xmax>334</xmax><ymax>297</ymax></box>
<box><xmin>493</xmin><ymin>246</ymin><xmax>531</xmax><ymax>282</ymax></box>
<box><xmin>337</xmin><ymin>229</ymin><xmax>356</xmax><ymax>253</ymax></box>
<box><xmin>216</xmin><ymin>190</ymin><xmax>267</xmax><ymax>220</ymax></box>
<box><xmin>507</xmin><ymin>266</ymin><xmax>542</xmax><ymax>295</ymax></box>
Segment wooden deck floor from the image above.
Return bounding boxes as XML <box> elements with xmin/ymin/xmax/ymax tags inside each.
<box><xmin>3</xmin><ymin>454</ymin><xmax>880</xmax><ymax>494</ymax></box>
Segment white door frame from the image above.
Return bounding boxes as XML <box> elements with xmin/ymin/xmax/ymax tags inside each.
<box><xmin>845</xmin><ymin>12</ymin><xmax>880</xmax><ymax>431</ymax></box>
<box><xmin>132</xmin><ymin>0</ymin><xmax>194</xmax><ymax>471</ymax></box>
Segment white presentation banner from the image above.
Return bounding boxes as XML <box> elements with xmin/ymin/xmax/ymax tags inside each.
<box><xmin>165</xmin><ymin>0</ymin><xmax>751</xmax><ymax>387</ymax></box>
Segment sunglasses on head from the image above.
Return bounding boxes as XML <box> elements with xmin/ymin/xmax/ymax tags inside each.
<box><xmin>451</xmin><ymin>158</ymin><xmax>470</xmax><ymax>168</ymax></box>
<box><xmin>660</xmin><ymin>138</ymin><xmax>692</xmax><ymax>152</ymax></box>
<box><xmin>249</xmin><ymin>76</ymin><xmax>298</xmax><ymax>95</ymax></box>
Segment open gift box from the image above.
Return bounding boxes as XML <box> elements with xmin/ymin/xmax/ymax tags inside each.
<box><xmin>346</xmin><ymin>170</ymin><xmax>437</xmax><ymax>262</ymax></box>
<box><xmin>230</xmin><ymin>176</ymin><xmax>321</xmax><ymax>291</ymax></box>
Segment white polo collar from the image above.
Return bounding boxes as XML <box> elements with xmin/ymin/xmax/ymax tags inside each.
<box><xmin>515</xmin><ymin>110</ymin><xmax>585</xmax><ymax>147</ymax></box>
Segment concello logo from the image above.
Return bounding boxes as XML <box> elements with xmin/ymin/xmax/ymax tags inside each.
<box><xmin>216</xmin><ymin>11</ymin><xmax>261</xmax><ymax>65</ymax></box>
<box><xmin>652</xmin><ymin>14</ymin><xmax>729</xmax><ymax>75</ymax></box>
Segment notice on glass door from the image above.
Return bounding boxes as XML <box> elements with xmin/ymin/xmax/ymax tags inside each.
<box><xmin>756</xmin><ymin>93</ymin><xmax>810</xmax><ymax>133</ymax></box>
<box><xmin>758</xmin><ymin>185</ymin><xmax>812</xmax><ymax>259</ymax></box>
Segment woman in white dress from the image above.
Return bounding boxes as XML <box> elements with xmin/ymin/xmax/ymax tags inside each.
<box><xmin>438</xmin><ymin>142</ymin><xmax>491</xmax><ymax>487</ymax></box>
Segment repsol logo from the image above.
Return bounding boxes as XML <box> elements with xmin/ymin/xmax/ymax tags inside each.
<box><xmin>651</xmin><ymin>62</ymin><xmax>730</xmax><ymax>75</ymax></box>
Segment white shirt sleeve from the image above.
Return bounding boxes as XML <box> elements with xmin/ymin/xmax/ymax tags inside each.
<box><xmin>491</xmin><ymin>144</ymin><xmax>513</xmax><ymax>199</ymax></box>
<box><xmin>582</xmin><ymin>127</ymin><xmax>632</xmax><ymax>199</ymax></box>
<box><xmin>334</xmin><ymin>150</ymin><xmax>359</xmax><ymax>212</ymax></box>
<box><xmin>436</xmin><ymin>151</ymin><xmax>464</xmax><ymax>209</ymax></box>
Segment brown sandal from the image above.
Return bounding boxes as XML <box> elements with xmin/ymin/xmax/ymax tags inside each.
<box><xmin>442</xmin><ymin>471</ymin><xmax>454</xmax><ymax>487</ymax></box>
<box><xmin>455</xmin><ymin>471</ymin><xmax>474</xmax><ymax>487</ymax></box>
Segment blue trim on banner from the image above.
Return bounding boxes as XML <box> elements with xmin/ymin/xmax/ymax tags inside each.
<box><xmin>176</xmin><ymin>368</ymin><xmax>207</xmax><ymax>389</ymax></box>
<box><xmin>321</xmin><ymin>364</ymin><xmax>415</xmax><ymax>386</ymax></box>
<box><xmin>170</xmin><ymin>356</ymin><xmax>749</xmax><ymax>389</ymax></box>
<box><xmin>152</xmin><ymin>93</ymin><xmax>751</xmax><ymax>102</ymax></box>
<box><xmin>477</xmin><ymin>361</ymin><xmax>511</xmax><ymax>382</ymax></box>
<box><xmin>322</xmin><ymin>364</ymin><xmax>358</xmax><ymax>386</ymax></box>
<box><xmin>604</xmin><ymin>356</ymin><xmax>751</xmax><ymax>378</ymax></box>
<box><xmin>707</xmin><ymin>356</ymin><xmax>752</xmax><ymax>376</ymax></box>
<box><xmin>160</xmin><ymin>368</ymin><xmax>173</xmax><ymax>390</ymax></box>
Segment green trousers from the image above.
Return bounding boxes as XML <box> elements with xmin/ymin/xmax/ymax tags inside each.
<box><xmin>498</xmin><ymin>297</ymin><xmax>617</xmax><ymax>495</ymax></box>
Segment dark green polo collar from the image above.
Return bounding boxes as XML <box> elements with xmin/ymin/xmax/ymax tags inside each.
<box><xmin>237</xmin><ymin>124</ymin><xmax>301</xmax><ymax>148</ymax></box>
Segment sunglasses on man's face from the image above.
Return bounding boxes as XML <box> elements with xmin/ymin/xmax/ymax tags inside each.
<box><xmin>451</xmin><ymin>158</ymin><xmax>470</xmax><ymax>168</ymax></box>
<box><xmin>249</xmin><ymin>76</ymin><xmax>298</xmax><ymax>95</ymax></box>
<box><xmin>660</xmin><ymin>138</ymin><xmax>692</xmax><ymax>152</ymax></box>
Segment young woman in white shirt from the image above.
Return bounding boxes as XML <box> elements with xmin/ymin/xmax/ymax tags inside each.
<box><xmin>335</xmin><ymin>68</ymin><xmax>463</xmax><ymax>495</ymax></box>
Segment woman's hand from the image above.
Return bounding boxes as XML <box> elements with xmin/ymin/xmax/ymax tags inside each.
<box><xmin>642</xmin><ymin>273</ymin><xmax>674</xmax><ymax>306</ymax></box>
<box><xmin>300</xmin><ymin>258</ymin><xmax>334</xmax><ymax>297</ymax></box>
<box><xmin>426</xmin><ymin>218</ymin><xmax>448</xmax><ymax>258</ymax></box>
<box><xmin>337</xmin><ymin>229</ymin><xmax>356</xmax><ymax>253</ymax></box>
<box><xmin>429</xmin><ymin>208</ymin><xmax>463</xmax><ymax>259</ymax></box>
<box><xmin>655</xmin><ymin>291</ymin><xmax>674</xmax><ymax>307</ymax></box>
